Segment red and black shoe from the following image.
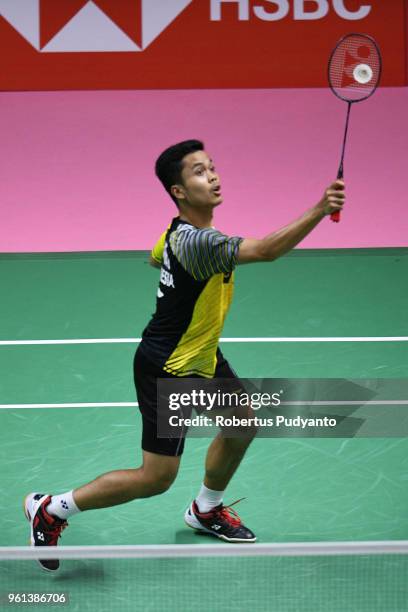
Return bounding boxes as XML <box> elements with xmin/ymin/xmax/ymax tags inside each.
<box><xmin>184</xmin><ymin>499</ymin><xmax>256</xmax><ymax>543</ymax></box>
<box><xmin>24</xmin><ymin>493</ymin><xmax>68</xmax><ymax>572</ymax></box>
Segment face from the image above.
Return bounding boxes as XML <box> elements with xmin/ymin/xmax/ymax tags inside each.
<box><xmin>172</xmin><ymin>150</ymin><xmax>222</xmax><ymax>208</ymax></box>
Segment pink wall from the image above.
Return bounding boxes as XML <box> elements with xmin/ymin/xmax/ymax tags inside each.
<box><xmin>1</xmin><ymin>87</ymin><xmax>407</xmax><ymax>252</ymax></box>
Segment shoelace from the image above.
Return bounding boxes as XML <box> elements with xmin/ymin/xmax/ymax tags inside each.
<box><xmin>43</xmin><ymin>521</ymin><xmax>68</xmax><ymax>546</ymax></box>
<box><xmin>216</xmin><ymin>498</ymin><xmax>246</xmax><ymax>528</ymax></box>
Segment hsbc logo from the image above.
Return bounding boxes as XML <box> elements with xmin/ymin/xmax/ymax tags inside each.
<box><xmin>0</xmin><ymin>0</ymin><xmax>372</xmax><ymax>54</ymax></box>
<box><xmin>0</xmin><ymin>0</ymin><xmax>194</xmax><ymax>52</ymax></box>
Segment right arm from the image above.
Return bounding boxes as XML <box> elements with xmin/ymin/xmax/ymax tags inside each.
<box><xmin>237</xmin><ymin>180</ymin><xmax>345</xmax><ymax>264</ymax></box>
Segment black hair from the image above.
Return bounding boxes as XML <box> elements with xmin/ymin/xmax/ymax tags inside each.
<box><xmin>155</xmin><ymin>139</ymin><xmax>204</xmax><ymax>206</ymax></box>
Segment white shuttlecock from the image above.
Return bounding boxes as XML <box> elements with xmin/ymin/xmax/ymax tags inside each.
<box><xmin>353</xmin><ymin>63</ymin><xmax>373</xmax><ymax>85</ymax></box>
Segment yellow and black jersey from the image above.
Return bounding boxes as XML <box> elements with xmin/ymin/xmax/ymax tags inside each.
<box><xmin>139</xmin><ymin>217</ymin><xmax>243</xmax><ymax>378</ymax></box>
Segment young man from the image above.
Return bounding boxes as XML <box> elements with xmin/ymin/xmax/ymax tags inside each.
<box><xmin>24</xmin><ymin>140</ymin><xmax>345</xmax><ymax>571</ymax></box>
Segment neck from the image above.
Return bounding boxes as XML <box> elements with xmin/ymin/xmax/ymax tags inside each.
<box><xmin>178</xmin><ymin>205</ymin><xmax>214</xmax><ymax>229</ymax></box>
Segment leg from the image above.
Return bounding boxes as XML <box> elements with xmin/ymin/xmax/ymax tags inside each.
<box><xmin>61</xmin><ymin>348</ymin><xmax>185</xmax><ymax>512</ymax></box>
<box><xmin>204</xmin><ymin>405</ymin><xmax>257</xmax><ymax>491</ymax></box>
<box><xmin>184</xmin><ymin>405</ymin><xmax>257</xmax><ymax>542</ymax></box>
<box><xmin>73</xmin><ymin>450</ymin><xmax>180</xmax><ymax>510</ymax></box>
<box><xmin>24</xmin><ymin>450</ymin><xmax>181</xmax><ymax>572</ymax></box>
<box><xmin>204</xmin><ymin>431</ymin><xmax>254</xmax><ymax>491</ymax></box>
<box><xmin>185</xmin><ymin>352</ymin><xmax>258</xmax><ymax>541</ymax></box>
<box><xmin>24</xmin><ymin>348</ymin><xmax>185</xmax><ymax>572</ymax></box>
<box><xmin>202</xmin><ymin>349</ymin><xmax>257</xmax><ymax>491</ymax></box>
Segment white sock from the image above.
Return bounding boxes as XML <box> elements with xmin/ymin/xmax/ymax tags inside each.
<box><xmin>195</xmin><ymin>484</ymin><xmax>224</xmax><ymax>513</ymax></box>
<box><xmin>46</xmin><ymin>491</ymin><xmax>81</xmax><ymax>520</ymax></box>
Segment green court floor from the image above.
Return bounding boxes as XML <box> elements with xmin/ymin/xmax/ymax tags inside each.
<box><xmin>0</xmin><ymin>248</ymin><xmax>407</xmax><ymax>611</ymax></box>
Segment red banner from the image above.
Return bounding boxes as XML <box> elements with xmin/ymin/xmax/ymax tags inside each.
<box><xmin>0</xmin><ymin>0</ymin><xmax>406</xmax><ymax>91</ymax></box>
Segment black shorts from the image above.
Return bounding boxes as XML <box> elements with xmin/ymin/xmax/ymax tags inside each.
<box><xmin>133</xmin><ymin>346</ymin><xmax>241</xmax><ymax>457</ymax></box>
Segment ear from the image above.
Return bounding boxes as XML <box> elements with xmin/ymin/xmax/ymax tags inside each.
<box><xmin>171</xmin><ymin>184</ymin><xmax>186</xmax><ymax>201</ymax></box>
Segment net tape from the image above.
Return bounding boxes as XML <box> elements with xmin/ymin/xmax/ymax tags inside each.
<box><xmin>2</xmin><ymin>541</ymin><xmax>408</xmax><ymax>560</ymax></box>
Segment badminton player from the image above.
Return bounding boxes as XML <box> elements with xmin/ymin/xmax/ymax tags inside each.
<box><xmin>24</xmin><ymin>140</ymin><xmax>345</xmax><ymax>571</ymax></box>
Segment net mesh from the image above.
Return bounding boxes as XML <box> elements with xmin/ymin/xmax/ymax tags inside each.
<box><xmin>329</xmin><ymin>34</ymin><xmax>381</xmax><ymax>102</ymax></box>
<box><xmin>1</xmin><ymin>545</ymin><xmax>408</xmax><ymax>612</ymax></box>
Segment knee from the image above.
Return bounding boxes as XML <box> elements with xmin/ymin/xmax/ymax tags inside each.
<box><xmin>224</xmin><ymin>424</ymin><xmax>258</xmax><ymax>451</ymax></box>
<box><xmin>143</xmin><ymin>470</ymin><xmax>178</xmax><ymax>497</ymax></box>
<box><xmin>230</xmin><ymin>417</ymin><xmax>259</xmax><ymax>440</ymax></box>
<box><xmin>241</xmin><ymin>422</ymin><xmax>258</xmax><ymax>441</ymax></box>
<box><xmin>226</xmin><ymin>408</ymin><xmax>259</xmax><ymax>444</ymax></box>
<box><xmin>151</xmin><ymin>475</ymin><xmax>175</xmax><ymax>496</ymax></box>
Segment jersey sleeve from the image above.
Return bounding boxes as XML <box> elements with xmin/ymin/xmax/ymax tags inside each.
<box><xmin>169</xmin><ymin>224</ymin><xmax>243</xmax><ymax>281</ymax></box>
<box><xmin>150</xmin><ymin>230</ymin><xmax>167</xmax><ymax>265</ymax></box>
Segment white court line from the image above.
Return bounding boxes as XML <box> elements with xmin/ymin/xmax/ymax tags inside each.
<box><xmin>281</xmin><ymin>400</ymin><xmax>408</xmax><ymax>406</ymax></box>
<box><xmin>0</xmin><ymin>337</ymin><xmax>408</xmax><ymax>346</ymax></box>
<box><xmin>0</xmin><ymin>402</ymin><xmax>139</xmax><ymax>409</ymax></box>
<box><xmin>1</xmin><ymin>401</ymin><xmax>407</xmax><ymax>410</ymax></box>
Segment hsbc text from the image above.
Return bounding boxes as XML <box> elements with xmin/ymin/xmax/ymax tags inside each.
<box><xmin>210</xmin><ymin>0</ymin><xmax>372</xmax><ymax>21</ymax></box>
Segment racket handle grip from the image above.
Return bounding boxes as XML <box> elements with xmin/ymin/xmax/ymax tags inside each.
<box><xmin>331</xmin><ymin>167</ymin><xmax>343</xmax><ymax>222</ymax></box>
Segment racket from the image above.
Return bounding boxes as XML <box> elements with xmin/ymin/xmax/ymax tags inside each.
<box><xmin>328</xmin><ymin>33</ymin><xmax>382</xmax><ymax>222</ymax></box>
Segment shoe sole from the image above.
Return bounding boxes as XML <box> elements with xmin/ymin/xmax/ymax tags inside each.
<box><xmin>24</xmin><ymin>493</ymin><xmax>59</xmax><ymax>573</ymax></box>
<box><xmin>184</xmin><ymin>505</ymin><xmax>257</xmax><ymax>543</ymax></box>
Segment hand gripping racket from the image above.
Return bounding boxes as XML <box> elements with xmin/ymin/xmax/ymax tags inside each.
<box><xmin>328</xmin><ymin>33</ymin><xmax>382</xmax><ymax>222</ymax></box>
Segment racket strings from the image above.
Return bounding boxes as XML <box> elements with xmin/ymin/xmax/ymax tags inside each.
<box><xmin>329</xmin><ymin>34</ymin><xmax>381</xmax><ymax>102</ymax></box>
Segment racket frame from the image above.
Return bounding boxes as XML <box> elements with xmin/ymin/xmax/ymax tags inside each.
<box><xmin>328</xmin><ymin>33</ymin><xmax>382</xmax><ymax>222</ymax></box>
<box><xmin>328</xmin><ymin>33</ymin><xmax>382</xmax><ymax>104</ymax></box>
